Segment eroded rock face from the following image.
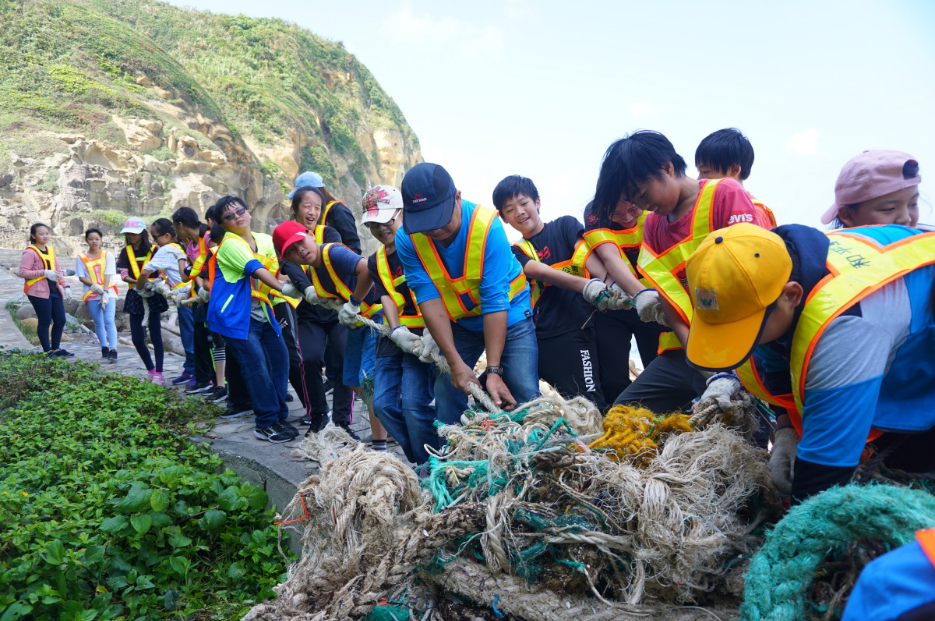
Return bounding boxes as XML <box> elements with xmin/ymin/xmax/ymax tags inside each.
<box><xmin>0</xmin><ymin>111</ymin><xmax>421</xmax><ymax>254</ymax></box>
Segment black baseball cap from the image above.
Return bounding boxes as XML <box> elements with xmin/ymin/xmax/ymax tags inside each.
<box><xmin>401</xmin><ymin>163</ymin><xmax>457</xmax><ymax>235</ymax></box>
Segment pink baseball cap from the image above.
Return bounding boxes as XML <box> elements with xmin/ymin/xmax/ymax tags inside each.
<box><xmin>821</xmin><ymin>150</ymin><xmax>921</xmax><ymax>224</ymax></box>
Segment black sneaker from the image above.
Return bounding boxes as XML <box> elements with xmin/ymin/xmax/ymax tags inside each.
<box><xmin>49</xmin><ymin>349</ymin><xmax>75</xmax><ymax>358</ymax></box>
<box><xmin>185</xmin><ymin>381</ymin><xmax>213</xmax><ymax>394</ymax></box>
<box><xmin>108</xmin><ymin>349</ymin><xmax>118</xmax><ymax>364</ymax></box>
<box><xmin>337</xmin><ymin>423</ymin><xmax>361</xmax><ymax>442</ymax></box>
<box><xmin>305</xmin><ymin>413</ymin><xmax>329</xmax><ymax>435</ymax></box>
<box><xmin>204</xmin><ymin>386</ymin><xmax>228</xmax><ymax>403</ymax></box>
<box><xmin>254</xmin><ymin>425</ymin><xmax>292</xmax><ymax>443</ymax></box>
<box><xmin>285</xmin><ymin>393</ymin><xmax>294</xmax><ymax>403</ymax></box>
<box><xmin>101</xmin><ymin>347</ymin><xmax>109</xmax><ymax>359</ymax></box>
<box><xmin>276</xmin><ymin>420</ymin><xmax>299</xmax><ymax>438</ymax></box>
<box><xmin>220</xmin><ymin>404</ymin><xmax>253</xmax><ymax>419</ymax></box>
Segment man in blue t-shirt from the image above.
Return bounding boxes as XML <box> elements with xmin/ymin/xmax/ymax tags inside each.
<box><xmin>395</xmin><ymin>163</ymin><xmax>538</xmax><ymax>423</ymax></box>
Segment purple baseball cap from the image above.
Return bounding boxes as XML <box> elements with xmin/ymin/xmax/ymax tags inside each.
<box><xmin>821</xmin><ymin>150</ymin><xmax>921</xmax><ymax>224</ymax></box>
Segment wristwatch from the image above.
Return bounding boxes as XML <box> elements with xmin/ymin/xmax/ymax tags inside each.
<box><xmin>486</xmin><ymin>365</ymin><xmax>504</xmax><ymax>376</ymax></box>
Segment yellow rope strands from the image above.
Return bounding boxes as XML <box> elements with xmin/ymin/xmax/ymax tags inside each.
<box><xmin>588</xmin><ymin>406</ymin><xmax>694</xmax><ymax>465</ymax></box>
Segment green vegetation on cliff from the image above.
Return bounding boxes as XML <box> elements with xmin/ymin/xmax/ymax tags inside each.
<box><xmin>0</xmin><ymin>0</ymin><xmax>418</xmax><ymax>188</ymax></box>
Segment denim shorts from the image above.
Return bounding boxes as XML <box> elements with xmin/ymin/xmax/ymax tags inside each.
<box><xmin>343</xmin><ymin>325</ymin><xmax>377</xmax><ymax>389</ymax></box>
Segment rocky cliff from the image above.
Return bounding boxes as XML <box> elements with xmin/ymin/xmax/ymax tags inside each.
<box><xmin>0</xmin><ymin>0</ymin><xmax>421</xmax><ymax>253</ymax></box>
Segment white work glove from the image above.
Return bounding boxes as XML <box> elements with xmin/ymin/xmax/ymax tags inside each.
<box><xmin>633</xmin><ymin>288</ymin><xmax>668</xmax><ymax>326</ymax></box>
<box><xmin>606</xmin><ymin>282</ymin><xmax>635</xmax><ymax>311</ymax></box>
<box><xmin>582</xmin><ymin>278</ymin><xmax>612</xmax><ymax>311</ymax></box>
<box><xmin>693</xmin><ymin>374</ymin><xmax>743</xmax><ymax>414</ymax></box>
<box><xmin>100</xmin><ymin>290</ymin><xmax>110</xmax><ymax>309</ymax></box>
<box><xmin>152</xmin><ymin>281</ymin><xmax>172</xmax><ymax>298</ymax></box>
<box><xmin>337</xmin><ymin>300</ymin><xmax>361</xmax><ymax>326</ymax></box>
<box><xmin>138</xmin><ymin>282</ymin><xmax>155</xmax><ymax>298</ymax></box>
<box><xmin>389</xmin><ymin>325</ymin><xmax>423</xmax><ymax>354</ymax></box>
<box><xmin>197</xmin><ymin>286</ymin><xmax>210</xmax><ymax>303</ymax></box>
<box><xmin>303</xmin><ymin>286</ymin><xmax>320</xmax><ymax>306</ymax></box>
<box><xmin>90</xmin><ymin>283</ymin><xmax>105</xmax><ymax>296</ymax></box>
<box><xmin>280</xmin><ymin>282</ymin><xmax>301</xmax><ymax>299</ymax></box>
<box><xmin>768</xmin><ymin>427</ymin><xmax>798</xmax><ymax>495</ymax></box>
<box><xmin>419</xmin><ymin>331</ymin><xmax>440</xmax><ymax>364</ymax></box>
<box><xmin>44</xmin><ymin>269</ymin><xmax>60</xmax><ymax>282</ymax></box>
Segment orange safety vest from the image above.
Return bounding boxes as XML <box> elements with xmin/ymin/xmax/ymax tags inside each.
<box><xmin>583</xmin><ymin>212</ymin><xmax>681</xmax><ymax>355</ymax></box>
<box><xmin>786</xmin><ymin>228</ymin><xmax>935</xmax><ymax>439</ymax></box>
<box><xmin>78</xmin><ymin>251</ymin><xmax>118</xmax><ymax>302</ymax></box>
<box><xmin>189</xmin><ymin>234</ymin><xmax>209</xmax><ymax>279</ymax></box>
<box><xmin>918</xmin><ymin>528</ymin><xmax>935</xmax><ymax>569</ymax></box>
<box><xmin>375</xmin><ymin>245</ymin><xmax>423</xmax><ymax>328</ymax></box>
<box><xmin>513</xmin><ymin>238</ymin><xmax>590</xmax><ymax>308</ymax></box>
<box><xmin>214</xmin><ymin>233</ymin><xmax>282</xmax><ymax>317</ymax></box>
<box><xmin>23</xmin><ymin>245</ymin><xmax>58</xmax><ymax>293</ymax></box>
<box><xmin>751</xmin><ymin>195</ymin><xmax>778</xmax><ymax>228</ymax></box>
<box><xmin>411</xmin><ymin>205</ymin><xmax>527</xmax><ymax>321</ymax></box>
<box><xmin>318</xmin><ymin>243</ymin><xmax>382</xmax><ymax>322</ymax></box>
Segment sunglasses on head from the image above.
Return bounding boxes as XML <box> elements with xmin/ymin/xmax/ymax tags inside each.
<box><xmin>222</xmin><ymin>207</ymin><xmax>247</xmax><ymax>222</ymax></box>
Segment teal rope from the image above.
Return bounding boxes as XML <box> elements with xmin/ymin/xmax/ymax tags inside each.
<box><xmin>740</xmin><ymin>483</ymin><xmax>935</xmax><ymax>621</ymax></box>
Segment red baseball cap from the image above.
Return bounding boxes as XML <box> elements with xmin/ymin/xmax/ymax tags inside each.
<box><xmin>273</xmin><ymin>220</ymin><xmax>308</xmax><ymax>257</ymax></box>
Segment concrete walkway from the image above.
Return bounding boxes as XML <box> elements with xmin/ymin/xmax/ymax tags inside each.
<box><xmin>0</xmin><ymin>254</ymin><xmax>406</xmax><ymax>555</ymax></box>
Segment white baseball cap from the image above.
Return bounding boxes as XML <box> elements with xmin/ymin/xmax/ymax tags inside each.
<box><xmin>361</xmin><ymin>185</ymin><xmax>403</xmax><ymax>225</ymax></box>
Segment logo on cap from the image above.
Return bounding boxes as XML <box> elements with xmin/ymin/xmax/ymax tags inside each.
<box><xmin>363</xmin><ymin>187</ymin><xmax>390</xmax><ymax>215</ymax></box>
<box><xmin>695</xmin><ymin>288</ymin><xmax>719</xmax><ymax>311</ymax></box>
<box><xmin>412</xmin><ymin>193</ymin><xmax>427</xmax><ymax>205</ymax></box>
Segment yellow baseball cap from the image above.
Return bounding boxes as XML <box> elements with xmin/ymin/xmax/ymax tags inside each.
<box><xmin>685</xmin><ymin>223</ymin><xmax>792</xmax><ymax>371</ymax></box>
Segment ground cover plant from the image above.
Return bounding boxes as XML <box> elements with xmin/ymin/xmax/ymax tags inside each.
<box><xmin>0</xmin><ymin>353</ymin><xmax>291</xmax><ymax>620</ymax></box>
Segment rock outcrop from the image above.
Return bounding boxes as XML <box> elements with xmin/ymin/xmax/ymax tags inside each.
<box><xmin>0</xmin><ymin>0</ymin><xmax>422</xmax><ymax>254</ymax></box>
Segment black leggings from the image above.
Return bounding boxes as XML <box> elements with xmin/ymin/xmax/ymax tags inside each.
<box><xmin>129</xmin><ymin>311</ymin><xmax>164</xmax><ymax>372</ymax></box>
<box><xmin>27</xmin><ymin>292</ymin><xmax>66</xmax><ymax>352</ymax></box>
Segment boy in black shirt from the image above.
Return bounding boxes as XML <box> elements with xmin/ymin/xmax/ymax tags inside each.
<box><xmin>494</xmin><ymin>175</ymin><xmax>611</xmax><ymax>408</ymax></box>
<box><xmin>362</xmin><ymin>186</ymin><xmax>438</xmax><ymax>464</ymax></box>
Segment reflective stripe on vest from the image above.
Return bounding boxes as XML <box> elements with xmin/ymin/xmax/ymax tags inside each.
<box><xmin>751</xmin><ymin>196</ymin><xmax>778</xmax><ymax>228</ymax></box>
<box><xmin>320</xmin><ymin>244</ymin><xmax>382</xmax><ymax>322</ymax></box>
<box><xmin>734</xmin><ymin>357</ymin><xmax>800</xmax><ymax>433</ymax></box>
<box><xmin>125</xmin><ymin>245</ymin><xmax>154</xmax><ymax>281</ymax></box>
<box><xmin>376</xmin><ymin>245</ymin><xmax>423</xmax><ymax>328</ymax></box>
<box><xmin>918</xmin><ymin>528</ymin><xmax>935</xmax><ymax>569</ymax></box>
<box><xmin>216</xmin><ymin>235</ymin><xmax>276</xmax><ymax>314</ymax></box>
<box><xmin>790</xmin><ymin>229</ymin><xmax>935</xmax><ymax>435</ymax></box>
<box><xmin>189</xmin><ymin>234</ymin><xmax>209</xmax><ymax>279</ymax></box>
<box><xmin>513</xmin><ymin>238</ymin><xmax>591</xmax><ymax>308</ymax></box>
<box><xmin>637</xmin><ymin>179</ymin><xmax>722</xmax><ymax>326</ymax></box>
<box><xmin>322</xmin><ymin>201</ymin><xmax>336</xmax><ymax>228</ymax></box>
<box><xmin>411</xmin><ymin>205</ymin><xmax>527</xmax><ymax>321</ymax></box>
<box><xmin>583</xmin><ymin>211</ymin><xmax>648</xmax><ymax>281</ymax></box>
<box><xmin>79</xmin><ymin>251</ymin><xmax>118</xmax><ymax>302</ymax></box>
<box><xmin>24</xmin><ymin>245</ymin><xmax>56</xmax><ymax>293</ymax></box>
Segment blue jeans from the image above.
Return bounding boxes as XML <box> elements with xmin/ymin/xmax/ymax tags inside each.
<box><xmin>343</xmin><ymin>325</ymin><xmax>377</xmax><ymax>390</ymax></box>
<box><xmin>87</xmin><ymin>298</ymin><xmax>118</xmax><ymax>350</ymax></box>
<box><xmin>372</xmin><ymin>344</ymin><xmax>437</xmax><ymax>464</ymax></box>
<box><xmin>224</xmin><ymin>319</ymin><xmax>289</xmax><ymax>428</ymax></box>
<box><xmin>177</xmin><ymin>305</ymin><xmax>195</xmax><ymax>374</ymax></box>
<box><xmin>435</xmin><ymin>317</ymin><xmax>539</xmax><ymax>424</ymax></box>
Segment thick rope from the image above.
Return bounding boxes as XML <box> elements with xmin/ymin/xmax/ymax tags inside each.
<box><xmin>739</xmin><ymin>484</ymin><xmax>935</xmax><ymax>621</ymax></box>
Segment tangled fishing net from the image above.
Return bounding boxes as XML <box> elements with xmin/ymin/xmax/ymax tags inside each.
<box><xmin>243</xmin><ymin>386</ymin><xmax>781</xmax><ymax>621</ymax></box>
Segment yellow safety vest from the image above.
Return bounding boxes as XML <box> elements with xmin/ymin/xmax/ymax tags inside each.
<box><xmin>513</xmin><ymin>238</ymin><xmax>590</xmax><ymax>308</ymax></box>
<box><xmin>411</xmin><ymin>205</ymin><xmax>527</xmax><ymax>321</ymax></box>
<box><xmin>23</xmin><ymin>245</ymin><xmax>57</xmax><ymax>293</ymax></box>
<box><xmin>582</xmin><ymin>211</ymin><xmax>648</xmax><ymax>282</ymax></box>
<box><xmin>125</xmin><ymin>244</ymin><xmax>154</xmax><ymax>281</ymax></box>
<box><xmin>319</xmin><ymin>243</ymin><xmax>382</xmax><ymax>322</ymax></box>
<box><xmin>189</xmin><ymin>234</ymin><xmax>209</xmax><ymax>279</ymax></box>
<box><xmin>376</xmin><ymin>245</ymin><xmax>423</xmax><ymax>328</ymax></box>
<box><xmin>787</xmin><ymin>229</ymin><xmax>935</xmax><ymax>438</ymax></box>
<box><xmin>215</xmin><ymin>233</ymin><xmax>281</xmax><ymax>316</ymax></box>
<box><xmin>78</xmin><ymin>251</ymin><xmax>118</xmax><ymax>302</ymax></box>
<box><xmin>751</xmin><ymin>195</ymin><xmax>778</xmax><ymax>228</ymax></box>
<box><xmin>321</xmin><ymin>201</ymin><xmax>337</xmax><ymax>227</ymax></box>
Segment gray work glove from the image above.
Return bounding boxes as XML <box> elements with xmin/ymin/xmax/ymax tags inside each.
<box><xmin>90</xmin><ymin>283</ymin><xmax>105</xmax><ymax>296</ymax></box>
<box><xmin>769</xmin><ymin>427</ymin><xmax>798</xmax><ymax>495</ymax></box>
<box><xmin>44</xmin><ymin>269</ymin><xmax>60</xmax><ymax>282</ymax></box>
<box><xmin>634</xmin><ymin>288</ymin><xmax>668</xmax><ymax>326</ymax></box>
<box><xmin>303</xmin><ymin>286</ymin><xmax>320</xmax><ymax>306</ymax></box>
<box><xmin>389</xmin><ymin>325</ymin><xmax>423</xmax><ymax>354</ymax></box>
<box><xmin>100</xmin><ymin>290</ymin><xmax>110</xmax><ymax>309</ymax></box>
<box><xmin>582</xmin><ymin>278</ymin><xmax>611</xmax><ymax>310</ymax></box>
<box><xmin>337</xmin><ymin>300</ymin><xmax>361</xmax><ymax>326</ymax></box>
<box><xmin>693</xmin><ymin>374</ymin><xmax>743</xmax><ymax>414</ymax></box>
<box><xmin>419</xmin><ymin>331</ymin><xmax>440</xmax><ymax>364</ymax></box>
<box><xmin>280</xmin><ymin>282</ymin><xmax>301</xmax><ymax>299</ymax></box>
<box><xmin>605</xmin><ymin>282</ymin><xmax>635</xmax><ymax>311</ymax></box>
<box><xmin>197</xmin><ymin>286</ymin><xmax>210</xmax><ymax>303</ymax></box>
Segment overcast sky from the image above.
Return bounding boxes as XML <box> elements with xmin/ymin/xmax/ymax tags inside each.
<box><xmin>164</xmin><ymin>0</ymin><xmax>935</xmax><ymax>234</ymax></box>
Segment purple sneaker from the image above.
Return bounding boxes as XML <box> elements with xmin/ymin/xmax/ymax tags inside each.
<box><xmin>171</xmin><ymin>370</ymin><xmax>194</xmax><ymax>385</ymax></box>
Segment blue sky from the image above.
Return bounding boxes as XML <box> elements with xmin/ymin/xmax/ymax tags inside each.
<box><xmin>164</xmin><ymin>0</ymin><xmax>934</xmax><ymax>233</ymax></box>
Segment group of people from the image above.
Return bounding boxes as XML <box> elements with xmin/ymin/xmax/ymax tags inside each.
<box><xmin>19</xmin><ymin>129</ymin><xmax>933</xmax><ymax>491</ymax></box>
<box><xmin>18</xmin><ymin>127</ymin><xmax>935</xmax><ymax>615</ymax></box>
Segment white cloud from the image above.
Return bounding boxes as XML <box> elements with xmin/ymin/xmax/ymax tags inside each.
<box><xmin>628</xmin><ymin>102</ymin><xmax>655</xmax><ymax>119</ymax></box>
<box><xmin>505</xmin><ymin>0</ymin><xmax>530</xmax><ymax>19</ymax></box>
<box><xmin>385</xmin><ymin>3</ymin><xmax>503</xmax><ymax>62</ymax></box>
<box><xmin>785</xmin><ymin>128</ymin><xmax>820</xmax><ymax>155</ymax></box>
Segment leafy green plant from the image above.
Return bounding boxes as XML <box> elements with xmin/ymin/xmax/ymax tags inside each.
<box><xmin>0</xmin><ymin>354</ymin><xmax>291</xmax><ymax>620</ymax></box>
